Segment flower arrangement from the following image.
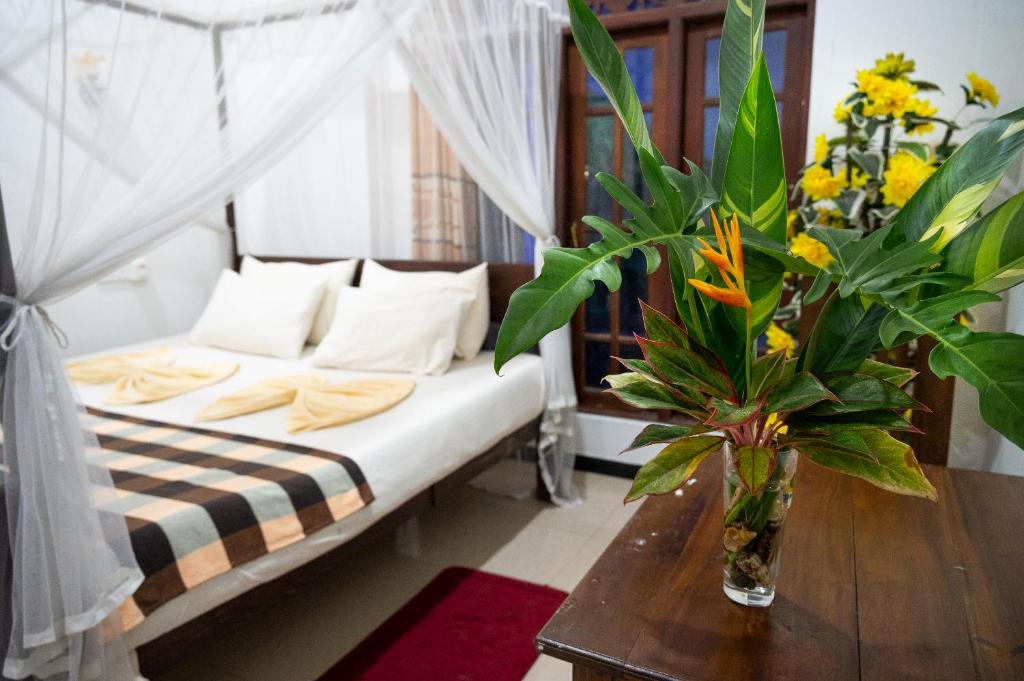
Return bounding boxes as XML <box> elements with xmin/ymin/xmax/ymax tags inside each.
<box><xmin>790</xmin><ymin>53</ymin><xmax>1001</xmax><ymax>250</ymax></box>
<box><xmin>495</xmin><ymin>0</ymin><xmax>1024</xmax><ymax>606</ymax></box>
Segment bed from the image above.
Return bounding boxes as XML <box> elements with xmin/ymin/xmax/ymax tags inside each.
<box><xmin>70</xmin><ymin>259</ymin><xmax>545</xmax><ymax>674</ymax></box>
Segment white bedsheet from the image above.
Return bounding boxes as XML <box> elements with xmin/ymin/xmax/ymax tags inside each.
<box><xmin>71</xmin><ymin>335</ymin><xmax>545</xmax><ymax>647</ymax></box>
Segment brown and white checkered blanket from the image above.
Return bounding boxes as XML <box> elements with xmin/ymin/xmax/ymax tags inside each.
<box><xmin>87</xmin><ymin>408</ymin><xmax>374</xmax><ymax>630</ymax></box>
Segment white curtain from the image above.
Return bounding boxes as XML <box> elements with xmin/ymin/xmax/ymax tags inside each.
<box><xmin>0</xmin><ymin>1</ymin><xmax>420</xmax><ymax>678</ymax></box>
<box><xmin>396</xmin><ymin>0</ymin><xmax>580</xmax><ymax>505</ymax></box>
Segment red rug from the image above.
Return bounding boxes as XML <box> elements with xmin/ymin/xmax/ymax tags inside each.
<box><xmin>318</xmin><ymin>567</ymin><xmax>567</xmax><ymax>681</ymax></box>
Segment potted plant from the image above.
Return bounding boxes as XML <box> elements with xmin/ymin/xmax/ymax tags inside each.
<box><xmin>494</xmin><ymin>0</ymin><xmax>1024</xmax><ymax>607</ymax></box>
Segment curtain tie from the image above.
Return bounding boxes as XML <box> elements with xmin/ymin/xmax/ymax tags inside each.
<box><xmin>0</xmin><ymin>296</ymin><xmax>69</xmax><ymax>351</ymax></box>
<box><xmin>543</xmin><ymin>234</ymin><xmax>560</xmax><ymax>248</ymax></box>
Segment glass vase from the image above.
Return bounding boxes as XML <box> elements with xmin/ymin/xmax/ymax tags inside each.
<box><xmin>721</xmin><ymin>442</ymin><xmax>798</xmax><ymax>607</ymax></box>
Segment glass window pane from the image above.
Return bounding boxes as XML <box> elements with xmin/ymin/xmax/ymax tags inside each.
<box><xmin>777</xmin><ymin>101</ymin><xmax>783</xmax><ymax>126</ymax></box>
<box><xmin>585</xmin><ymin>340</ymin><xmax>611</xmax><ymax>387</ymax></box>
<box><xmin>764</xmin><ymin>30</ymin><xmax>787</xmax><ymax>90</ymax></box>
<box><xmin>586</xmin><ymin>115</ymin><xmax>614</xmax><ymax>220</ymax></box>
<box><xmin>702</xmin><ymin>105</ymin><xmax>719</xmax><ymax>174</ymax></box>
<box><xmin>619</xmin><ymin>249</ymin><xmax>649</xmax><ymax>336</ymax></box>
<box><xmin>585</xmin><ymin>275</ymin><xmax>611</xmax><ymax>334</ymax></box>
<box><xmin>587</xmin><ymin>72</ymin><xmax>608</xmax><ymax>107</ymax></box>
<box><xmin>624</xmin><ymin>47</ymin><xmax>655</xmax><ymax>105</ymax></box>
<box><xmin>618</xmin><ymin>342</ymin><xmax>644</xmax><ymax>361</ymax></box>
<box><xmin>704</xmin><ymin>37</ymin><xmax>720</xmax><ymax>99</ymax></box>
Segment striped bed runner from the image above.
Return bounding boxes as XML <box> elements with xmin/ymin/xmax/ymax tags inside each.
<box><xmin>86</xmin><ymin>407</ymin><xmax>374</xmax><ymax>630</ymax></box>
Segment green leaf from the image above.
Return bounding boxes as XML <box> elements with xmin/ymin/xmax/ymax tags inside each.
<box><xmin>749</xmin><ymin>350</ymin><xmax>788</xmax><ymax>399</ymax></box>
<box><xmin>705</xmin><ymin>396</ymin><xmax>763</xmax><ymax>428</ymax></box>
<box><xmin>605</xmin><ymin>372</ymin><xmax>692</xmax><ymax>413</ymax></box>
<box><xmin>807</xmin><ymin>225</ymin><xmax>942</xmax><ymax>299</ymax></box>
<box><xmin>849</xmin><ymin>147</ymin><xmax>884</xmax><ymax>179</ymax></box>
<box><xmin>639</xmin><ymin>337</ymin><xmax>735</xmax><ymax>400</ymax></box>
<box><xmin>804</xmin><ymin>269</ymin><xmax>831</xmax><ymax>304</ymax></box>
<box><xmin>623</xmin><ymin>423</ymin><xmax>712</xmax><ymax>452</ymax></box>
<box><xmin>945</xmin><ymin>192</ymin><xmax>1024</xmax><ymax>293</ymax></box>
<box><xmin>796</xmin><ymin>429</ymin><xmax>937</xmax><ymax>500</ymax></box>
<box><xmin>719</xmin><ymin>55</ymin><xmax>786</xmax><ymax>338</ymax></box>
<box><xmin>765</xmin><ymin>371</ymin><xmax>837</xmax><ymax>413</ymax></box>
<box><xmin>896</xmin><ymin>141</ymin><xmax>930</xmax><ymax>162</ymax></box>
<box><xmin>711</xmin><ymin>0</ymin><xmax>767</xmax><ymax>193</ymax></box>
<box><xmin>889</xmin><ymin>106</ymin><xmax>1024</xmax><ymax>250</ymax></box>
<box><xmin>804</xmin><ymin>373</ymin><xmax>918</xmax><ymax>415</ymax></box>
<box><xmin>799</xmin><ymin>292</ymin><xmax>887</xmax><ymax>374</ymax></box>
<box><xmin>787</xmin><ymin>410</ymin><xmax>918</xmax><ymax>435</ymax></box>
<box><xmin>661</xmin><ymin>160</ymin><xmax>719</xmax><ymax>225</ymax></box>
<box><xmin>721</xmin><ymin>55</ymin><xmax>788</xmax><ymax>244</ymax></box>
<box><xmin>639</xmin><ymin>301</ymin><xmax>689</xmax><ymax>347</ymax></box>
<box><xmin>879</xmin><ymin>290</ymin><xmax>1001</xmax><ymax>348</ymax></box>
<box><xmin>625</xmin><ymin>435</ymin><xmax>724</xmax><ymax>502</ymax></box>
<box><xmin>734</xmin><ymin>445</ymin><xmax>776</xmax><ymax>495</ymax></box>
<box><xmin>494</xmin><ymin>220</ymin><xmax>684</xmax><ymax>372</ymax></box>
<box><xmin>927</xmin><ymin>331</ymin><xmax>1024</xmax><ymax>450</ymax></box>
<box><xmin>856</xmin><ymin>359</ymin><xmax>916</xmax><ymax>388</ymax></box>
<box><xmin>567</xmin><ymin>0</ymin><xmax>661</xmax><ymax>164</ymax></box>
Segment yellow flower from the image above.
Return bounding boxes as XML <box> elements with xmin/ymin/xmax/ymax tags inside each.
<box><xmin>834</xmin><ymin>98</ymin><xmax>853</xmax><ymax>123</ymax></box>
<box><xmin>813</xmin><ymin>133</ymin><xmax>829</xmax><ymax>164</ymax></box>
<box><xmin>800</xmin><ymin>165</ymin><xmax>847</xmax><ymax>201</ymax></box>
<box><xmin>858</xmin><ymin>70</ymin><xmax>917</xmax><ymax>117</ymax></box>
<box><xmin>881</xmin><ymin>151</ymin><xmax>936</xmax><ymax>208</ymax></box>
<box><xmin>766</xmin><ymin>322</ymin><xmax>796</xmax><ymax>358</ymax></box>
<box><xmin>848</xmin><ymin>166</ymin><xmax>870</xmax><ymax>188</ymax></box>
<box><xmin>765</xmin><ymin>411</ymin><xmax>788</xmax><ymax>436</ymax></box>
<box><xmin>786</xmin><ymin>210</ymin><xmax>799</xmax><ymax>238</ymax></box>
<box><xmin>814</xmin><ymin>207</ymin><xmax>845</xmax><ymax>228</ymax></box>
<box><xmin>872</xmin><ymin>52</ymin><xmax>915</xmax><ymax>80</ymax></box>
<box><xmin>967</xmin><ymin>71</ymin><xmax>999</xmax><ymax>107</ymax></box>
<box><xmin>790</xmin><ymin>232</ymin><xmax>834</xmax><ymax>268</ymax></box>
<box><xmin>904</xmin><ymin>97</ymin><xmax>938</xmax><ymax>136</ymax></box>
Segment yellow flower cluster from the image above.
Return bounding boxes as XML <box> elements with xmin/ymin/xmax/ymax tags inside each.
<box><xmin>872</xmin><ymin>52</ymin><xmax>916</xmax><ymax>80</ymax></box>
<box><xmin>967</xmin><ymin>71</ymin><xmax>999</xmax><ymax>107</ymax></box>
<box><xmin>834</xmin><ymin>100</ymin><xmax>852</xmax><ymax>123</ymax></box>
<box><xmin>848</xmin><ymin>166</ymin><xmax>869</xmax><ymax>188</ymax></box>
<box><xmin>813</xmin><ymin>133</ymin><xmax>830</xmax><ymax>163</ymax></box>
<box><xmin>903</xmin><ymin>97</ymin><xmax>938</xmax><ymax>136</ymax></box>
<box><xmin>800</xmin><ymin>165</ymin><xmax>846</xmax><ymax>201</ymax></box>
<box><xmin>881</xmin><ymin>151</ymin><xmax>936</xmax><ymax>207</ymax></box>
<box><xmin>766</xmin><ymin>322</ymin><xmax>797</xmax><ymax>358</ymax></box>
<box><xmin>857</xmin><ymin>70</ymin><xmax>918</xmax><ymax>117</ymax></box>
<box><xmin>790</xmin><ymin>232</ymin><xmax>834</xmax><ymax>268</ymax></box>
<box><xmin>786</xmin><ymin>210</ymin><xmax>799</xmax><ymax>238</ymax></box>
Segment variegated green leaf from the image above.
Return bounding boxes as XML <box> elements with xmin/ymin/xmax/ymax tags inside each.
<box><xmin>711</xmin><ymin>0</ymin><xmax>767</xmax><ymax>192</ymax></box>
<box><xmin>626</xmin><ymin>435</ymin><xmax>724</xmax><ymax>502</ymax></box>
<box><xmin>567</xmin><ymin>0</ymin><xmax>661</xmax><ymax>164</ymax></box>
<box><xmin>734</xmin><ymin>445</ymin><xmax>776</xmax><ymax>495</ymax></box>
<box><xmin>889</xmin><ymin>106</ymin><xmax>1024</xmax><ymax>250</ymax></box>
<box><xmin>945</xmin><ymin>192</ymin><xmax>1024</xmax><ymax>293</ymax></box>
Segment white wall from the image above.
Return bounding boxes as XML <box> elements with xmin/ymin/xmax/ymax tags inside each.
<box><xmin>48</xmin><ymin>225</ymin><xmax>231</xmax><ymax>357</ymax></box>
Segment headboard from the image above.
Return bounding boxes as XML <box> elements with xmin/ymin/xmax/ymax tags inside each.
<box><xmin>243</xmin><ymin>256</ymin><xmax>533</xmax><ymax>324</ymax></box>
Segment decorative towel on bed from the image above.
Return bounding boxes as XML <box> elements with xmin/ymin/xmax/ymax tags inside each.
<box><xmin>67</xmin><ymin>348</ymin><xmax>238</xmax><ymax>404</ymax></box>
<box><xmin>86</xmin><ymin>407</ymin><xmax>374</xmax><ymax>631</ymax></box>
<box><xmin>196</xmin><ymin>374</ymin><xmax>416</xmax><ymax>433</ymax></box>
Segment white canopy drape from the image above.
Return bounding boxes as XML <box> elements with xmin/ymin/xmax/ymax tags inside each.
<box><xmin>0</xmin><ymin>1</ymin><xmax>421</xmax><ymax>678</ymax></box>
<box><xmin>395</xmin><ymin>0</ymin><xmax>579</xmax><ymax>504</ymax></box>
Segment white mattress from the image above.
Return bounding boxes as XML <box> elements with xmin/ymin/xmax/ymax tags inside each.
<box><xmin>71</xmin><ymin>335</ymin><xmax>545</xmax><ymax>647</ymax></box>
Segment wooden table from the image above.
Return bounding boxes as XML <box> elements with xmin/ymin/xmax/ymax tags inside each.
<box><xmin>536</xmin><ymin>458</ymin><xmax>1024</xmax><ymax>681</ymax></box>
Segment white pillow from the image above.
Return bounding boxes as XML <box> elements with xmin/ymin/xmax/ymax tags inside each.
<box><xmin>190</xmin><ymin>269</ymin><xmax>324</xmax><ymax>359</ymax></box>
<box><xmin>240</xmin><ymin>256</ymin><xmax>358</xmax><ymax>344</ymax></box>
<box><xmin>359</xmin><ymin>260</ymin><xmax>489</xmax><ymax>360</ymax></box>
<box><xmin>312</xmin><ymin>287</ymin><xmax>473</xmax><ymax>375</ymax></box>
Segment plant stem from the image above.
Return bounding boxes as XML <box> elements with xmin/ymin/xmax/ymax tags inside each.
<box><xmin>743</xmin><ymin>312</ymin><xmax>752</xmax><ymax>399</ymax></box>
<box><xmin>687</xmin><ymin>293</ymin><xmax>707</xmax><ymax>346</ymax></box>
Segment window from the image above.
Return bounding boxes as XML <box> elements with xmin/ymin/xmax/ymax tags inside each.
<box><xmin>560</xmin><ymin>1</ymin><xmax>814</xmax><ymax>417</ymax></box>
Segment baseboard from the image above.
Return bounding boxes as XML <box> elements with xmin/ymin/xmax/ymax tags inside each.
<box><xmin>573</xmin><ymin>454</ymin><xmax>640</xmax><ymax>479</ymax></box>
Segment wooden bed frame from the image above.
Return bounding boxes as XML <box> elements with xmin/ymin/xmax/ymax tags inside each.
<box><xmin>136</xmin><ymin>256</ymin><xmax>543</xmax><ymax>675</ymax></box>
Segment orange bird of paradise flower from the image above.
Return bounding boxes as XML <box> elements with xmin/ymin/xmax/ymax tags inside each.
<box><xmin>688</xmin><ymin>212</ymin><xmax>752</xmax><ymax>318</ymax></box>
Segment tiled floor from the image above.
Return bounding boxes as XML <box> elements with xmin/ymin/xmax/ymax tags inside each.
<box><xmin>150</xmin><ymin>460</ymin><xmax>638</xmax><ymax>681</ymax></box>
